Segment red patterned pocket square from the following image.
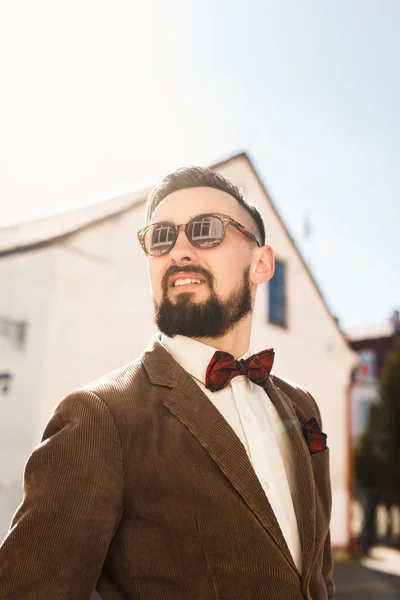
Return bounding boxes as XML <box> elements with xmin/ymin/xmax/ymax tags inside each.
<box><xmin>301</xmin><ymin>417</ymin><xmax>327</xmax><ymax>454</ymax></box>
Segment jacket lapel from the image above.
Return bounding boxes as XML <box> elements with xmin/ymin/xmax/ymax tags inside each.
<box><xmin>265</xmin><ymin>377</ymin><xmax>316</xmax><ymax>583</ymax></box>
<box><xmin>142</xmin><ymin>337</ymin><xmax>298</xmax><ymax>574</ymax></box>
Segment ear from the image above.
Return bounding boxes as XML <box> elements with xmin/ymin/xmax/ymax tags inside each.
<box><xmin>250</xmin><ymin>245</ymin><xmax>275</xmax><ymax>286</ymax></box>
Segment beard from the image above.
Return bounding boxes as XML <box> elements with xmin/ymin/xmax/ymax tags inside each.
<box><xmin>153</xmin><ymin>265</ymin><xmax>252</xmax><ymax>339</ymax></box>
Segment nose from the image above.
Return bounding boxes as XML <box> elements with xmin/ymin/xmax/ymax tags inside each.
<box><xmin>168</xmin><ymin>228</ymin><xmax>196</xmax><ymax>263</ymax></box>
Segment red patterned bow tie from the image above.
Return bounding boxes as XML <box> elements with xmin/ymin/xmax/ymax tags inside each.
<box><xmin>205</xmin><ymin>348</ymin><xmax>275</xmax><ymax>392</ymax></box>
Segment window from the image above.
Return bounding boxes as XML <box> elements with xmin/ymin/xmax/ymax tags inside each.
<box><xmin>192</xmin><ymin>218</ymin><xmax>211</xmax><ymax>240</ymax></box>
<box><xmin>189</xmin><ymin>216</ymin><xmax>224</xmax><ymax>247</ymax></box>
<box><xmin>151</xmin><ymin>224</ymin><xmax>175</xmax><ymax>252</ymax></box>
<box><xmin>358</xmin><ymin>350</ymin><xmax>377</xmax><ymax>382</ymax></box>
<box><xmin>268</xmin><ymin>260</ymin><xmax>286</xmax><ymax>326</ymax></box>
<box><xmin>0</xmin><ymin>317</ymin><xmax>27</xmax><ymax>349</ymax></box>
<box><xmin>359</xmin><ymin>401</ymin><xmax>372</xmax><ymax>428</ymax></box>
<box><xmin>0</xmin><ymin>372</ymin><xmax>12</xmax><ymax>394</ymax></box>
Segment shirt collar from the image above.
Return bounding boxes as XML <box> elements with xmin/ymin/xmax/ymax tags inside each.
<box><xmin>160</xmin><ymin>334</ymin><xmax>251</xmax><ymax>386</ymax></box>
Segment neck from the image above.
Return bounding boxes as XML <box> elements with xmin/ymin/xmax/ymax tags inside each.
<box><xmin>193</xmin><ymin>314</ymin><xmax>252</xmax><ymax>358</ymax></box>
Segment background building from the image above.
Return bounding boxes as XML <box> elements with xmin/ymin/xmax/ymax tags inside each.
<box><xmin>348</xmin><ymin>310</ymin><xmax>400</xmax><ymax>443</ymax></box>
<box><xmin>0</xmin><ymin>152</ymin><xmax>356</xmax><ymax>548</ymax></box>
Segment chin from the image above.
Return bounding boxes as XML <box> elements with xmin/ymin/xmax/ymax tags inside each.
<box><xmin>171</xmin><ymin>291</ymin><xmax>201</xmax><ymax>305</ymax></box>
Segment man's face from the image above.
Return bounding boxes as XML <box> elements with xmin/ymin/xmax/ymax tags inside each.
<box><xmin>147</xmin><ymin>187</ymin><xmax>262</xmax><ymax>338</ymax></box>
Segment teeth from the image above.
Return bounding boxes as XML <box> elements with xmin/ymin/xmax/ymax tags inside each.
<box><xmin>173</xmin><ymin>278</ymin><xmax>201</xmax><ymax>287</ymax></box>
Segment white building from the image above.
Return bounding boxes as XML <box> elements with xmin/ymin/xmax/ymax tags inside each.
<box><xmin>0</xmin><ymin>152</ymin><xmax>356</xmax><ymax>548</ymax></box>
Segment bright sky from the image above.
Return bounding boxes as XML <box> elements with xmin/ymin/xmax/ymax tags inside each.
<box><xmin>1</xmin><ymin>0</ymin><xmax>399</xmax><ymax>332</ymax></box>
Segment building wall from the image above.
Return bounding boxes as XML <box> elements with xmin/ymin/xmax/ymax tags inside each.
<box><xmin>39</xmin><ymin>209</ymin><xmax>155</xmax><ymax>435</ymax></box>
<box><xmin>0</xmin><ymin>249</ymin><xmax>54</xmax><ymax>539</ymax></box>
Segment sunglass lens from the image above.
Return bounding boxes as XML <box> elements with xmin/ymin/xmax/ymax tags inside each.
<box><xmin>188</xmin><ymin>216</ymin><xmax>224</xmax><ymax>247</ymax></box>
<box><xmin>145</xmin><ymin>223</ymin><xmax>176</xmax><ymax>256</ymax></box>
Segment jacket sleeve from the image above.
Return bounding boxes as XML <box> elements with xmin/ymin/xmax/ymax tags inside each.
<box><xmin>0</xmin><ymin>389</ymin><xmax>124</xmax><ymax>600</ymax></box>
<box><xmin>322</xmin><ymin>529</ymin><xmax>335</xmax><ymax>599</ymax></box>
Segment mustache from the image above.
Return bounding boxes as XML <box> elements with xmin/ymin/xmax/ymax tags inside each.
<box><xmin>162</xmin><ymin>264</ymin><xmax>213</xmax><ymax>292</ymax></box>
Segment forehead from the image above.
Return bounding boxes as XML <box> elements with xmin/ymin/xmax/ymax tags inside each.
<box><xmin>150</xmin><ymin>186</ymin><xmax>248</xmax><ymax>225</ymax></box>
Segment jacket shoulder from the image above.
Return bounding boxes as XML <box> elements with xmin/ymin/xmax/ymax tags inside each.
<box><xmin>270</xmin><ymin>373</ymin><xmax>323</xmax><ymax>427</ymax></box>
<box><xmin>78</xmin><ymin>356</ymin><xmax>149</xmax><ymax>407</ymax></box>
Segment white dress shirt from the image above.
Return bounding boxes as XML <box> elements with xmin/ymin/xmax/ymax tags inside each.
<box><xmin>160</xmin><ymin>334</ymin><xmax>302</xmax><ymax>574</ymax></box>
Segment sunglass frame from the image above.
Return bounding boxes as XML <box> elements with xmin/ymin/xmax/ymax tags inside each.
<box><xmin>137</xmin><ymin>213</ymin><xmax>262</xmax><ymax>256</ymax></box>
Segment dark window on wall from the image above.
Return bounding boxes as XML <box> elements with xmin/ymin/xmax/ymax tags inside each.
<box><xmin>268</xmin><ymin>260</ymin><xmax>286</xmax><ymax>326</ymax></box>
<box><xmin>358</xmin><ymin>350</ymin><xmax>377</xmax><ymax>382</ymax></box>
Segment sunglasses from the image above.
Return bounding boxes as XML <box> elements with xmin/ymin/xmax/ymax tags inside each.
<box><xmin>137</xmin><ymin>213</ymin><xmax>261</xmax><ymax>257</ymax></box>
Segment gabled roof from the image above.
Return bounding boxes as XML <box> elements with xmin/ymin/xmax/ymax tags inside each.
<box><xmin>0</xmin><ymin>151</ymin><xmax>348</xmax><ymax>345</ymax></box>
<box><xmin>347</xmin><ymin>324</ymin><xmax>395</xmax><ymax>342</ymax></box>
<box><xmin>0</xmin><ymin>186</ymin><xmax>149</xmax><ymax>257</ymax></box>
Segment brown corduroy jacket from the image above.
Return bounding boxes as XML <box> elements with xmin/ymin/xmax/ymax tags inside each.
<box><xmin>0</xmin><ymin>336</ymin><xmax>334</xmax><ymax>600</ymax></box>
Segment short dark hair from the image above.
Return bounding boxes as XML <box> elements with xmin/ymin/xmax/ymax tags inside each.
<box><xmin>145</xmin><ymin>166</ymin><xmax>266</xmax><ymax>245</ymax></box>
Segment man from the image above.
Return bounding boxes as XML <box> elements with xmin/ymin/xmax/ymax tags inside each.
<box><xmin>0</xmin><ymin>167</ymin><xmax>334</xmax><ymax>599</ymax></box>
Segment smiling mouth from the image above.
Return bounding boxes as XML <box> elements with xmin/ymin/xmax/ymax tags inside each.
<box><xmin>171</xmin><ymin>278</ymin><xmax>205</xmax><ymax>289</ymax></box>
